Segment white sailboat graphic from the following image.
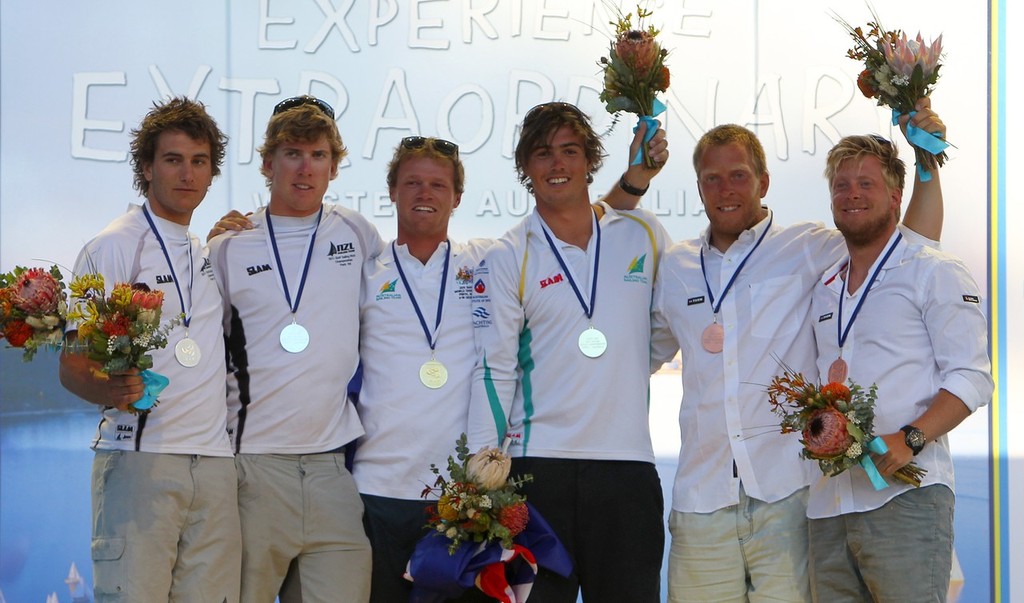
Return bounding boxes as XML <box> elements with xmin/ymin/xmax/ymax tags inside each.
<box><xmin>65</xmin><ymin>562</ymin><xmax>91</xmax><ymax>602</ymax></box>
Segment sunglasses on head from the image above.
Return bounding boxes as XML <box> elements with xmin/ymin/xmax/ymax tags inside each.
<box><xmin>869</xmin><ymin>134</ymin><xmax>893</xmax><ymax>147</ymax></box>
<box><xmin>400</xmin><ymin>136</ymin><xmax>459</xmax><ymax>157</ymax></box>
<box><xmin>523</xmin><ymin>101</ymin><xmax>587</xmax><ymax>124</ymax></box>
<box><xmin>273</xmin><ymin>96</ymin><xmax>335</xmax><ymax>120</ymax></box>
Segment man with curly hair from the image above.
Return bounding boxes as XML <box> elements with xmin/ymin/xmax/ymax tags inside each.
<box><xmin>60</xmin><ymin>97</ymin><xmax>240</xmax><ymax>603</ymax></box>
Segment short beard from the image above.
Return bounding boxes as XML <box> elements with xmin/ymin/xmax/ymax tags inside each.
<box><xmin>836</xmin><ymin>211</ymin><xmax>896</xmax><ymax>247</ymax></box>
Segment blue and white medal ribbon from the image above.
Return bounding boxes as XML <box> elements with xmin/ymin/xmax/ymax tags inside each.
<box><xmin>264</xmin><ymin>206</ymin><xmax>323</xmax><ymax>353</ymax></box>
<box><xmin>829</xmin><ymin>232</ymin><xmax>903</xmax><ymax>384</ymax></box>
<box><xmin>141</xmin><ymin>204</ymin><xmax>200</xmax><ymax>368</ymax></box>
<box><xmin>392</xmin><ymin>240</ymin><xmax>451</xmax><ymax>388</ymax></box>
<box><xmin>698</xmin><ymin>213</ymin><xmax>773</xmax><ymax>353</ymax></box>
<box><xmin>539</xmin><ymin>210</ymin><xmax>605</xmax><ymax>358</ymax></box>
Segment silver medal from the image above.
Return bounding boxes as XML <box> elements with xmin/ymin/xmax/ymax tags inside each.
<box><xmin>280</xmin><ymin>322</ymin><xmax>310</xmax><ymax>353</ymax></box>
<box><xmin>174</xmin><ymin>337</ymin><xmax>201</xmax><ymax>368</ymax></box>
<box><xmin>577</xmin><ymin>327</ymin><xmax>608</xmax><ymax>358</ymax></box>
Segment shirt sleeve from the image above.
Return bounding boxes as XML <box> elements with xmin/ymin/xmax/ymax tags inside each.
<box><xmin>920</xmin><ymin>255</ymin><xmax>993</xmax><ymax>412</ymax></box>
<box><xmin>467</xmin><ymin>240</ymin><xmax>523</xmax><ymax>450</ymax></box>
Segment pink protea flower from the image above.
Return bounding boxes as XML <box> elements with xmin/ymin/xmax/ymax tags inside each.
<box><xmin>884</xmin><ymin>31</ymin><xmax>943</xmax><ymax>79</ymax></box>
<box><xmin>12</xmin><ymin>268</ymin><xmax>61</xmax><ymax>314</ymax></box>
<box><xmin>615</xmin><ymin>29</ymin><xmax>660</xmax><ymax>78</ymax></box>
<box><xmin>803</xmin><ymin>406</ymin><xmax>853</xmax><ymax>457</ymax></box>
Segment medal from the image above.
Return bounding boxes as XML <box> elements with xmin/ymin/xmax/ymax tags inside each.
<box><xmin>265</xmin><ymin>206</ymin><xmax>323</xmax><ymax>354</ymax></box>
<box><xmin>578</xmin><ymin>327</ymin><xmax>608</xmax><ymax>358</ymax></box>
<box><xmin>280</xmin><ymin>322</ymin><xmax>310</xmax><ymax>353</ymax></box>
<box><xmin>832</xmin><ymin>232</ymin><xmax>903</xmax><ymax>383</ymax></box>
<box><xmin>419</xmin><ymin>359</ymin><xmax>449</xmax><ymax>389</ymax></box>
<box><xmin>828</xmin><ymin>358</ymin><xmax>849</xmax><ymax>384</ymax></box>
<box><xmin>393</xmin><ymin>241</ymin><xmax>452</xmax><ymax>388</ymax></box>
<box><xmin>174</xmin><ymin>336</ymin><xmax>201</xmax><ymax>367</ymax></box>
<box><xmin>142</xmin><ymin>204</ymin><xmax>199</xmax><ymax>368</ymax></box>
<box><xmin>701</xmin><ymin>323</ymin><xmax>724</xmax><ymax>354</ymax></box>
<box><xmin>539</xmin><ymin>212</ymin><xmax>606</xmax><ymax>358</ymax></box>
<box><xmin>699</xmin><ymin>214</ymin><xmax>773</xmax><ymax>356</ymax></box>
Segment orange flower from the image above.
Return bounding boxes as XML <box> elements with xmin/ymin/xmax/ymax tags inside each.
<box><xmin>615</xmin><ymin>29</ymin><xmax>660</xmax><ymax>77</ymax></box>
<box><xmin>821</xmin><ymin>382</ymin><xmax>852</xmax><ymax>402</ymax></box>
<box><xmin>3</xmin><ymin>320</ymin><xmax>33</xmax><ymax>347</ymax></box>
<box><xmin>856</xmin><ymin>69</ymin><xmax>877</xmax><ymax>98</ymax></box>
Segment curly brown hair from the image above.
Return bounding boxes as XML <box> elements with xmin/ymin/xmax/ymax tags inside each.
<box><xmin>514</xmin><ymin>102</ymin><xmax>605</xmax><ymax>193</ymax></box>
<box><xmin>258</xmin><ymin>104</ymin><xmax>347</xmax><ymax>186</ymax></box>
<box><xmin>129</xmin><ymin>97</ymin><xmax>227</xmax><ymax>196</ymax></box>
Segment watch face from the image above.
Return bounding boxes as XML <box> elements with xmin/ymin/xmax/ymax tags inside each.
<box><xmin>904</xmin><ymin>427</ymin><xmax>926</xmax><ymax>452</ymax></box>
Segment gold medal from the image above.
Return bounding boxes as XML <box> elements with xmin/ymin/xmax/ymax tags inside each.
<box><xmin>419</xmin><ymin>359</ymin><xmax>449</xmax><ymax>389</ymax></box>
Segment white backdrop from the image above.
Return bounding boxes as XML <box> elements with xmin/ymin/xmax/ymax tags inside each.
<box><xmin>1</xmin><ymin>1</ymin><xmax>1019</xmax><ymax>601</ymax></box>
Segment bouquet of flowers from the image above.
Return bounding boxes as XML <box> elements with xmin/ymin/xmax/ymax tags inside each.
<box><xmin>836</xmin><ymin>9</ymin><xmax>948</xmax><ymax>177</ymax></box>
<box><xmin>598</xmin><ymin>4</ymin><xmax>670</xmax><ymax>168</ymax></box>
<box><xmin>0</xmin><ymin>265</ymin><xmax>68</xmax><ymax>360</ymax></box>
<box><xmin>767</xmin><ymin>366</ymin><xmax>926</xmax><ymax>488</ymax></box>
<box><xmin>66</xmin><ymin>273</ymin><xmax>180</xmax><ymax>414</ymax></box>
<box><xmin>421</xmin><ymin>433</ymin><xmax>533</xmax><ymax>555</ymax></box>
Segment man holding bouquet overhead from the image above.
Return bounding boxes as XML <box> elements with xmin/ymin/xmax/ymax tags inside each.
<box><xmin>649</xmin><ymin>98</ymin><xmax>947</xmax><ymax>602</ymax></box>
<box><xmin>59</xmin><ymin>97</ymin><xmax>240</xmax><ymax>603</ymax></box>
<box><xmin>806</xmin><ymin>134</ymin><xmax>992</xmax><ymax>602</ymax></box>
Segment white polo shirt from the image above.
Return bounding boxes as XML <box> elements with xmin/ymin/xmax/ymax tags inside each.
<box><xmin>208</xmin><ymin>204</ymin><xmax>384</xmax><ymax>454</ymax></box>
<box><xmin>468</xmin><ymin>203</ymin><xmax>670</xmax><ymax>462</ymax></box>
<box><xmin>71</xmin><ymin>202</ymin><xmax>232</xmax><ymax>456</ymax></box>
<box><xmin>353</xmin><ymin>239</ymin><xmax>492</xmax><ymax>499</ymax></box>
<box><xmin>807</xmin><ymin>229</ymin><xmax>992</xmax><ymax>518</ymax></box>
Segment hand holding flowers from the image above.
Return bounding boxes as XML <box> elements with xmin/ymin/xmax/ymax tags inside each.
<box><xmin>0</xmin><ymin>266</ymin><xmax>68</xmax><ymax>360</ymax></box>
<box><xmin>598</xmin><ymin>4</ymin><xmax>670</xmax><ymax>168</ymax></box>
<box><xmin>767</xmin><ymin>366</ymin><xmax>926</xmax><ymax>488</ymax></box>
<box><xmin>66</xmin><ymin>273</ymin><xmax>181</xmax><ymax>414</ymax></box>
<box><xmin>836</xmin><ymin>9</ymin><xmax>949</xmax><ymax>179</ymax></box>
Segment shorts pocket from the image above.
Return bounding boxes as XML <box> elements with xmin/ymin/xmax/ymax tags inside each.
<box><xmin>91</xmin><ymin>537</ymin><xmax>126</xmax><ymax>597</ymax></box>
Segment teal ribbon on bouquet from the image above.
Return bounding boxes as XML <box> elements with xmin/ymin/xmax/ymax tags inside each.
<box><xmin>132</xmin><ymin>369</ymin><xmax>169</xmax><ymax>412</ymax></box>
<box><xmin>631</xmin><ymin>98</ymin><xmax>667</xmax><ymax>166</ymax></box>
<box><xmin>892</xmin><ymin>109</ymin><xmax>950</xmax><ymax>182</ymax></box>
<box><xmin>860</xmin><ymin>436</ymin><xmax>891</xmax><ymax>491</ymax></box>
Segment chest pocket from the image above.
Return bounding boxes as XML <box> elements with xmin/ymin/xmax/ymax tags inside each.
<box><xmin>749</xmin><ymin>275</ymin><xmax>805</xmax><ymax>339</ymax></box>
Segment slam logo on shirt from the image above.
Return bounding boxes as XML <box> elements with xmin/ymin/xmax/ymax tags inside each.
<box><xmin>246</xmin><ymin>263</ymin><xmax>272</xmax><ymax>276</ymax></box>
<box><xmin>623</xmin><ymin>254</ymin><xmax>649</xmax><ymax>284</ymax></box>
<box><xmin>539</xmin><ymin>273</ymin><xmax>563</xmax><ymax>289</ymax></box>
<box><xmin>376</xmin><ymin>278</ymin><xmax>402</xmax><ymax>301</ymax></box>
<box><xmin>327</xmin><ymin>240</ymin><xmax>357</xmax><ymax>267</ymax></box>
<box><xmin>156</xmin><ymin>274</ymin><xmax>174</xmax><ymax>284</ymax></box>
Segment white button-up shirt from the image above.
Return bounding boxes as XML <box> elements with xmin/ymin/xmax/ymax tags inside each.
<box><xmin>807</xmin><ymin>229</ymin><xmax>992</xmax><ymax>518</ymax></box>
<box><xmin>652</xmin><ymin>211</ymin><xmax>846</xmax><ymax>513</ymax></box>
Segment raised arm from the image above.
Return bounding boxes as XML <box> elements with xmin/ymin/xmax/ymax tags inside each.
<box><xmin>600</xmin><ymin>120</ymin><xmax>669</xmax><ymax>211</ymax></box>
<box><xmin>899</xmin><ymin>97</ymin><xmax>945</xmax><ymax>241</ymax></box>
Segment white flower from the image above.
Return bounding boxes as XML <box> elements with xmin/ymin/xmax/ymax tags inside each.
<box><xmin>445</xmin><ymin>527</ymin><xmax>458</xmax><ymax>539</ymax></box>
<box><xmin>478</xmin><ymin>495</ymin><xmax>492</xmax><ymax>509</ymax></box>
<box><xmin>846</xmin><ymin>442</ymin><xmax>863</xmax><ymax>458</ymax></box>
<box><xmin>466</xmin><ymin>446</ymin><xmax>512</xmax><ymax>490</ymax></box>
<box><xmin>890</xmin><ymin>74</ymin><xmax>910</xmax><ymax>86</ymax></box>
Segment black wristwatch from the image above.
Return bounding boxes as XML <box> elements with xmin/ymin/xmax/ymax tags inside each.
<box><xmin>900</xmin><ymin>425</ymin><xmax>926</xmax><ymax>456</ymax></box>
